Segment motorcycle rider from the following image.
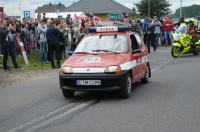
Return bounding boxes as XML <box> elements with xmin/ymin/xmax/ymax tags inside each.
<box><xmin>188</xmin><ymin>18</ymin><xmax>197</xmax><ymax>38</ymax></box>
<box><xmin>188</xmin><ymin>18</ymin><xmax>199</xmax><ymax>55</ymax></box>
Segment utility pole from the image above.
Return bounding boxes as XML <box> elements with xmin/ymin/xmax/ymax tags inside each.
<box><xmin>19</xmin><ymin>0</ymin><xmax>21</xmax><ymax>19</ymax></box>
<box><xmin>37</xmin><ymin>0</ymin><xmax>38</xmax><ymax>9</ymax></box>
<box><xmin>2</xmin><ymin>0</ymin><xmax>4</xmax><ymax>8</ymax></box>
<box><xmin>148</xmin><ymin>0</ymin><xmax>150</xmax><ymax>18</ymax></box>
<box><xmin>180</xmin><ymin>0</ymin><xmax>182</xmax><ymax>17</ymax></box>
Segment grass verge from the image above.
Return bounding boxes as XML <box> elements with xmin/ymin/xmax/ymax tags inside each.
<box><xmin>0</xmin><ymin>49</ymin><xmax>54</xmax><ymax>70</ymax></box>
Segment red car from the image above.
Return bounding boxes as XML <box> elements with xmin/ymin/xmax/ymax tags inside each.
<box><xmin>59</xmin><ymin>26</ymin><xmax>151</xmax><ymax>98</ymax></box>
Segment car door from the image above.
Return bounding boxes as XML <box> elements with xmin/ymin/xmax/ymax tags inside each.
<box><xmin>130</xmin><ymin>33</ymin><xmax>143</xmax><ymax>82</ymax></box>
<box><xmin>134</xmin><ymin>34</ymin><xmax>146</xmax><ymax>79</ymax></box>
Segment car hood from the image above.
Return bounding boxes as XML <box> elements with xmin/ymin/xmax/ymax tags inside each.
<box><xmin>63</xmin><ymin>53</ymin><xmax>130</xmax><ymax>68</ymax></box>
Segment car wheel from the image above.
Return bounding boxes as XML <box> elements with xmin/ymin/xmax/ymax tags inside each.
<box><xmin>120</xmin><ymin>74</ymin><xmax>132</xmax><ymax>98</ymax></box>
<box><xmin>62</xmin><ymin>89</ymin><xmax>74</xmax><ymax>98</ymax></box>
<box><xmin>141</xmin><ymin>65</ymin><xmax>151</xmax><ymax>84</ymax></box>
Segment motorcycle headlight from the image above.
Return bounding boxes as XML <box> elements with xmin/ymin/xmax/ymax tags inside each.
<box><xmin>60</xmin><ymin>66</ymin><xmax>73</xmax><ymax>74</ymax></box>
<box><xmin>104</xmin><ymin>66</ymin><xmax>121</xmax><ymax>74</ymax></box>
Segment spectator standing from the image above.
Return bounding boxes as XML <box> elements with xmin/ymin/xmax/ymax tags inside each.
<box><xmin>20</xmin><ymin>24</ymin><xmax>30</xmax><ymax>54</ymax></box>
<box><xmin>66</xmin><ymin>14</ymin><xmax>72</xmax><ymax>25</ymax></box>
<box><xmin>57</xmin><ymin>20</ymin><xmax>67</xmax><ymax>60</ymax></box>
<box><xmin>146</xmin><ymin>21</ymin><xmax>156</xmax><ymax>52</ymax></box>
<box><xmin>0</xmin><ymin>19</ymin><xmax>2</xmax><ymax>56</ymax></box>
<box><xmin>46</xmin><ymin>20</ymin><xmax>62</xmax><ymax>68</ymax></box>
<box><xmin>37</xmin><ymin>13</ymin><xmax>42</xmax><ymax>21</ymax></box>
<box><xmin>130</xmin><ymin>18</ymin><xmax>137</xmax><ymax>32</ymax></box>
<box><xmin>37</xmin><ymin>19</ymin><xmax>48</xmax><ymax>64</ymax></box>
<box><xmin>89</xmin><ymin>12</ymin><xmax>94</xmax><ymax>20</ymax></box>
<box><xmin>64</xmin><ymin>24</ymin><xmax>73</xmax><ymax>58</ymax></box>
<box><xmin>43</xmin><ymin>12</ymin><xmax>46</xmax><ymax>20</ymax></box>
<box><xmin>152</xmin><ymin>16</ymin><xmax>161</xmax><ymax>48</ymax></box>
<box><xmin>72</xmin><ymin>22</ymin><xmax>80</xmax><ymax>51</ymax></box>
<box><xmin>143</xmin><ymin>17</ymin><xmax>150</xmax><ymax>45</ymax></box>
<box><xmin>135</xmin><ymin>18</ymin><xmax>143</xmax><ymax>38</ymax></box>
<box><xmin>0</xmin><ymin>20</ymin><xmax>20</xmax><ymax>70</ymax></box>
<box><xmin>162</xmin><ymin>16</ymin><xmax>173</xmax><ymax>46</ymax></box>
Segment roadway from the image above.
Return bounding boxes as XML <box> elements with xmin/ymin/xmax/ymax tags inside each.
<box><xmin>0</xmin><ymin>47</ymin><xmax>200</xmax><ymax>132</ymax></box>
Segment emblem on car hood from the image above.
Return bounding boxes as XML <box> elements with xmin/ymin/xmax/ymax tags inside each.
<box><xmin>84</xmin><ymin>56</ymin><xmax>101</xmax><ymax>63</ymax></box>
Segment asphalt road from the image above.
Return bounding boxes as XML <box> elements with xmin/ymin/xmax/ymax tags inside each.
<box><xmin>1</xmin><ymin>47</ymin><xmax>200</xmax><ymax>132</ymax></box>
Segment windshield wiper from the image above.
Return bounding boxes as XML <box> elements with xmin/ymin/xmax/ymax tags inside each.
<box><xmin>74</xmin><ymin>51</ymin><xmax>98</xmax><ymax>55</ymax></box>
<box><xmin>74</xmin><ymin>51</ymin><xmax>91</xmax><ymax>54</ymax></box>
<box><xmin>92</xmin><ymin>50</ymin><xmax>121</xmax><ymax>54</ymax></box>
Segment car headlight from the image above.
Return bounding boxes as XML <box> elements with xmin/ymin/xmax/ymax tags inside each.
<box><xmin>60</xmin><ymin>66</ymin><xmax>73</xmax><ymax>74</ymax></box>
<box><xmin>104</xmin><ymin>66</ymin><xmax>121</xmax><ymax>74</ymax></box>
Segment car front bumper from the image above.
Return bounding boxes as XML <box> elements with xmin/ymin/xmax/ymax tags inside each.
<box><xmin>59</xmin><ymin>71</ymin><xmax>129</xmax><ymax>91</ymax></box>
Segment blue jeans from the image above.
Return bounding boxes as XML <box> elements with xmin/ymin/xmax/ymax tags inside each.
<box><xmin>164</xmin><ymin>31</ymin><xmax>172</xmax><ymax>42</ymax></box>
<box><xmin>154</xmin><ymin>33</ymin><xmax>160</xmax><ymax>47</ymax></box>
<box><xmin>39</xmin><ymin>41</ymin><xmax>48</xmax><ymax>64</ymax></box>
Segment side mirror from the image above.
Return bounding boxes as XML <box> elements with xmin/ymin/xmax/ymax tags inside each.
<box><xmin>132</xmin><ymin>49</ymin><xmax>141</xmax><ymax>54</ymax></box>
<box><xmin>68</xmin><ymin>51</ymin><xmax>74</xmax><ymax>56</ymax></box>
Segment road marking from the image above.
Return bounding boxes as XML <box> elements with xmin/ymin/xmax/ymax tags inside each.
<box><xmin>151</xmin><ymin>58</ymin><xmax>173</xmax><ymax>73</ymax></box>
<box><xmin>27</xmin><ymin>101</ymin><xmax>95</xmax><ymax>132</ymax></box>
<box><xmin>7</xmin><ymin>101</ymin><xmax>95</xmax><ymax>132</ymax></box>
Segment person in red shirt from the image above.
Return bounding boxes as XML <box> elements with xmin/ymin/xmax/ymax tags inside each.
<box><xmin>162</xmin><ymin>16</ymin><xmax>173</xmax><ymax>46</ymax></box>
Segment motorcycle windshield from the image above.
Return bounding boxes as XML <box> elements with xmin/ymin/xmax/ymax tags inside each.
<box><xmin>176</xmin><ymin>24</ymin><xmax>187</xmax><ymax>34</ymax></box>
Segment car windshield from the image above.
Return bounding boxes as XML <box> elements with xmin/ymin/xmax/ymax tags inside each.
<box><xmin>74</xmin><ymin>34</ymin><xmax>129</xmax><ymax>54</ymax></box>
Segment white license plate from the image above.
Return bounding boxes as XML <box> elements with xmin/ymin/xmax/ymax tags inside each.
<box><xmin>76</xmin><ymin>80</ymin><xmax>101</xmax><ymax>86</ymax></box>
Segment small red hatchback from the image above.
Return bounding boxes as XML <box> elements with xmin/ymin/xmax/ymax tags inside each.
<box><xmin>59</xmin><ymin>26</ymin><xmax>151</xmax><ymax>98</ymax></box>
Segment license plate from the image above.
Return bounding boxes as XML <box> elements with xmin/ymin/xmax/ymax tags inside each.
<box><xmin>76</xmin><ymin>80</ymin><xmax>101</xmax><ymax>86</ymax></box>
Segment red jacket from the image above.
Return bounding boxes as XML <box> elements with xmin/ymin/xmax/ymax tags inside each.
<box><xmin>162</xmin><ymin>20</ymin><xmax>173</xmax><ymax>31</ymax></box>
<box><xmin>188</xmin><ymin>25</ymin><xmax>197</xmax><ymax>38</ymax></box>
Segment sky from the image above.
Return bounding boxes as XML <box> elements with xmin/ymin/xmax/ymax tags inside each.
<box><xmin>0</xmin><ymin>0</ymin><xmax>200</xmax><ymax>16</ymax></box>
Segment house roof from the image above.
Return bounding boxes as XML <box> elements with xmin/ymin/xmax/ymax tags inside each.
<box><xmin>35</xmin><ymin>3</ymin><xmax>67</xmax><ymax>13</ymax></box>
<box><xmin>65</xmin><ymin>0</ymin><xmax>133</xmax><ymax>14</ymax></box>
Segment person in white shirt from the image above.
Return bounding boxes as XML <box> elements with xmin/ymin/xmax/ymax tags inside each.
<box><xmin>37</xmin><ymin>19</ymin><xmax>48</xmax><ymax>64</ymax></box>
<box><xmin>152</xmin><ymin>16</ymin><xmax>161</xmax><ymax>48</ymax></box>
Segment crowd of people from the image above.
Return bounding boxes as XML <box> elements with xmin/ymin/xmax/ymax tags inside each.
<box><xmin>0</xmin><ymin>12</ymin><xmax>193</xmax><ymax>70</ymax></box>
<box><xmin>0</xmin><ymin>13</ymin><xmax>97</xmax><ymax>70</ymax></box>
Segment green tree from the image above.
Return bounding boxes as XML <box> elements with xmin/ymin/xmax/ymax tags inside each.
<box><xmin>132</xmin><ymin>4</ymin><xmax>136</xmax><ymax>13</ymax></box>
<box><xmin>135</xmin><ymin>0</ymin><xmax>171</xmax><ymax>18</ymax></box>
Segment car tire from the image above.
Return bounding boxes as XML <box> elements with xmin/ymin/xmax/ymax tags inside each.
<box><xmin>120</xmin><ymin>74</ymin><xmax>132</xmax><ymax>98</ymax></box>
<box><xmin>141</xmin><ymin>65</ymin><xmax>151</xmax><ymax>84</ymax></box>
<box><xmin>62</xmin><ymin>89</ymin><xmax>74</xmax><ymax>98</ymax></box>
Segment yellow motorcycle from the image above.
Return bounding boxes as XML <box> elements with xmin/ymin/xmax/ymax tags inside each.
<box><xmin>171</xmin><ymin>24</ymin><xmax>200</xmax><ymax>57</ymax></box>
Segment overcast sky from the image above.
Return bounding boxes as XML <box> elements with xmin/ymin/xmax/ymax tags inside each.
<box><xmin>1</xmin><ymin>0</ymin><xmax>200</xmax><ymax>16</ymax></box>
